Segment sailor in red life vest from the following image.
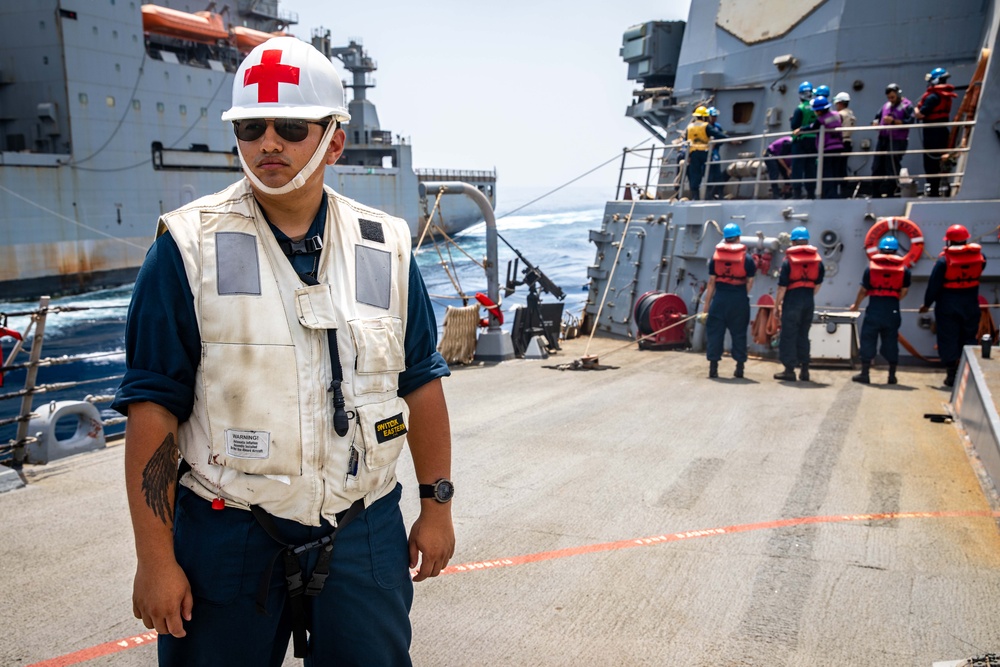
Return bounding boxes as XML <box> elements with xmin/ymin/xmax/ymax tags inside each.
<box><xmin>700</xmin><ymin>223</ymin><xmax>757</xmax><ymax>378</ymax></box>
<box><xmin>849</xmin><ymin>236</ymin><xmax>912</xmax><ymax>384</ymax></box>
<box><xmin>914</xmin><ymin>67</ymin><xmax>958</xmax><ymax>197</ymax></box>
<box><xmin>919</xmin><ymin>224</ymin><xmax>987</xmax><ymax>386</ymax></box>
<box><xmin>774</xmin><ymin>226</ymin><xmax>825</xmax><ymax>381</ymax></box>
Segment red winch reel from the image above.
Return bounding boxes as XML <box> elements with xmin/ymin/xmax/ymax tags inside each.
<box><xmin>633</xmin><ymin>291</ymin><xmax>689</xmax><ymax>350</ymax></box>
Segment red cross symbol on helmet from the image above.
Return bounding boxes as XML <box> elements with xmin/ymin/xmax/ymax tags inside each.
<box><xmin>243</xmin><ymin>49</ymin><xmax>300</xmax><ymax>103</ymax></box>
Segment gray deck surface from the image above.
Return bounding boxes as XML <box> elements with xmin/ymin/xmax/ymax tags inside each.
<box><xmin>2</xmin><ymin>336</ymin><xmax>998</xmax><ymax>666</ymax></box>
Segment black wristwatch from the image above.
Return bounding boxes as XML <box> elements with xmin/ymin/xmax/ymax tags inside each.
<box><xmin>419</xmin><ymin>478</ymin><xmax>455</xmax><ymax>503</ymax></box>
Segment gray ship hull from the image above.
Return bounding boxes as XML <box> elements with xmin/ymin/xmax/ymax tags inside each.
<box><xmin>586</xmin><ymin>0</ymin><xmax>1000</xmax><ymax>362</ymax></box>
<box><xmin>0</xmin><ymin>1</ymin><xmax>495</xmax><ymax>299</ymax></box>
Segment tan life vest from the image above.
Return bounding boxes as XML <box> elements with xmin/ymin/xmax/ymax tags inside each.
<box><xmin>159</xmin><ymin>180</ymin><xmax>412</xmax><ymax>526</ymax></box>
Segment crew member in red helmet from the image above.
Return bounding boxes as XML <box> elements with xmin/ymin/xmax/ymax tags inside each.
<box><xmin>919</xmin><ymin>224</ymin><xmax>986</xmax><ymax>386</ymax></box>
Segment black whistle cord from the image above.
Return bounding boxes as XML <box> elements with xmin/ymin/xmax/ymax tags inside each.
<box><xmin>297</xmin><ymin>272</ymin><xmax>350</xmax><ymax>437</ymax></box>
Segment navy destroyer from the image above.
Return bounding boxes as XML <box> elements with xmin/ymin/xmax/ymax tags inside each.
<box><xmin>584</xmin><ymin>0</ymin><xmax>1000</xmax><ymax>363</ymax></box>
<box><xmin>0</xmin><ymin>1</ymin><xmax>496</xmax><ymax>299</ymax></box>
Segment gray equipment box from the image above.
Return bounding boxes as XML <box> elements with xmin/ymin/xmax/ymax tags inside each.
<box><xmin>808</xmin><ymin>311</ymin><xmax>860</xmax><ymax>362</ymax></box>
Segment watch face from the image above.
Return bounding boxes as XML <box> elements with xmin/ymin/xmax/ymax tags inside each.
<box><xmin>435</xmin><ymin>480</ymin><xmax>454</xmax><ymax>502</ymax></box>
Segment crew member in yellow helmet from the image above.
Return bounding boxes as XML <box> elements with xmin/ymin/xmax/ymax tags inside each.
<box><xmin>685</xmin><ymin>105</ymin><xmax>726</xmax><ymax>200</ymax></box>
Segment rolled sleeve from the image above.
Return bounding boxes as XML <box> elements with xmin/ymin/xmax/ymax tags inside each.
<box><xmin>111</xmin><ymin>232</ymin><xmax>200</xmax><ymax>421</ymax></box>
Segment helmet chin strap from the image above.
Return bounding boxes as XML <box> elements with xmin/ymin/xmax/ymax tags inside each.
<box><xmin>238</xmin><ymin>121</ymin><xmax>338</xmax><ymax>196</ymax></box>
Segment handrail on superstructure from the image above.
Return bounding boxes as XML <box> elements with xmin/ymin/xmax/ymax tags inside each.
<box><xmin>615</xmin><ymin>119</ymin><xmax>976</xmax><ymax>201</ymax></box>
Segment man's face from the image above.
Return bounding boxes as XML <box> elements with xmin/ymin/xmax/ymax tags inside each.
<box><xmin>886</xmin><ymin>91</ymin><xmax>899</xmax><ymax>105</ymax></box>
<box><xmin>234</xmin><ymin>118</ymin><xmax>345</xmax><ymax>190</ymax></box>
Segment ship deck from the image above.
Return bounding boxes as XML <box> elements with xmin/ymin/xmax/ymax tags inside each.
<box><xmin>2</xmin><ymin>336</ymin><xmax>999</xmax><ymax>666</ymax></box>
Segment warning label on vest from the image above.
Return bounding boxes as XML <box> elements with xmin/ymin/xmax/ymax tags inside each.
<box><xmin>225</xmin><ymin>429</ymin><xmax>271</xmax><ymax>459</ymax></box>
<box><xmin>374</xmin><ymin>413</ymin><xmax>407</xmax><ymax>443</ymax></box>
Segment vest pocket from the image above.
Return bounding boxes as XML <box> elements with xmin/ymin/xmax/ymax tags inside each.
<box><xmin>357</xmin><ymin>397</ymin><xmax>409</xmax><ymax>469</ymax></box>
<box><xmin>348</xmin><ymin>317</ymin><xmax>405</xmax><ymax>395</ymax></box>
<box><xmin>202</xmin><ymin>342</ymin><xmax>303</xmax><ymax>476</ymax></box>
<box><xmin>344</xmin><ymin>398</ymin><xmax>409</xmax><ymax>495</ymax></box>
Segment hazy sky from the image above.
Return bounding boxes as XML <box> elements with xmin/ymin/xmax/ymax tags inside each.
<box><xmin>283</xmin><ymin>1</ymin><xmax>692</xmax><ymax>189</ymax></box>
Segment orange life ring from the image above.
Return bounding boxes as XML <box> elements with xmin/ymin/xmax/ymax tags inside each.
<box><xmin>475</xmin><ymin>292</ymin><xmax>503</xmax><ymax>327</ymax></box>
<box><xmin>863</xmin><ymin>216</ymin><xmax>924</xmax><ymax>268</ymax></box>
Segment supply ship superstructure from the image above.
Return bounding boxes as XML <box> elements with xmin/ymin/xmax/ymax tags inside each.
<box><xmin>0</xmin><ymin>1</ymin><xmax>496</xmax><ymax>299</ymax></box>
<box><xmin>584</xmin><ymin>0</ymin><xmax>1000</xmax><ymax>361</ymax></box>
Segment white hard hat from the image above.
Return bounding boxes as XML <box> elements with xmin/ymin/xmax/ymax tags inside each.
<box><xmin>833</xmin><ymin>91</ymin><xmax>851</xmax><ymax>104</ymax></box>
<box><xmin>222</xmin><ymin>37</ymin><xmax>350</xmax><ymax>122</ymax></box>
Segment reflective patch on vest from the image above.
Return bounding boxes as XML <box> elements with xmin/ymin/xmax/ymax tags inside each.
<box><xmin>215</xmin><ymin>232</ymin><xmax>261</xmax><ymax>296</ymax></box>
<box><xmin>374</xmin><ymin>413</ymin><xmax>407</xmax><ymax>443</ymax></box>
<box><xmin>359</xmin><ymin>218</ymin><xmax>385</xmax><ymax>244</ymax></box>
<box><xmin>225</xmin><ymin>429</ymin><xmax>270</xmax><ymax>459</ymax></box>
<box><xmin>356</xmin><ymin>245</ymin><xmax>391</xmax><ymax>309</ymax></box>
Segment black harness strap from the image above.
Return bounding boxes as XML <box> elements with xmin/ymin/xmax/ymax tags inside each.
<box><xmin>250</xmin><ymin>499</ymin><xmax>365</xmax><ymax>658</ymax></box>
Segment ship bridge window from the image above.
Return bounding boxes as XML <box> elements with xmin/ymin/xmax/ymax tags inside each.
<box><xmin>106</xmin><ymin>96</ymin><xmax>115</xmax><ymax>107</ymax></box>
<box><xmin>78</xmin><ymin>93</ymin><xmax>88</xmax><ymax>106</ymax></box>
<box><xmin>132</xmin><ymin>99</ymin><xmax>140</xmax><ymax>111</ymax></box>
<box><xmin>92</xmin><ymin>26</ymin><xmax>98</xmax><ymax>36</ymax></box>
<box><xmin>733</xmin><ymin>102</ymin><xmax>754</xmax><ymax>124</ymax></box>
<box><xmin>59</xmin><ymin>9</ymin><xmax>77</xmax><ymax>20</ymax></box>
<box><xmin>179</xmin><ymin>105</ymin><xmax>187</xmax><ymax>115</ymax></box>
<box><xmin>200</xmin><ymin>107</ymin><xmax>208</xmax><ymax>117</ymax></box>
<box><xmin>156</xmin><ymin>102</ymin><xmax>165</xmax><ymax>113</ymax></box>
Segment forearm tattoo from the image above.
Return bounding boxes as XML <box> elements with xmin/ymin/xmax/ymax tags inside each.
<box><xmin>141</xmin><ymin>433</ymin><xmax>179</xmax><ymax>526</ymax></box>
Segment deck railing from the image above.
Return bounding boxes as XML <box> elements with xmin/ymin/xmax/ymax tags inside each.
<box><xmin>615</xmin><ymin>120</ymin><xmax>976</xmax><ymax>202</ymax></box>
<box><xmin>0</xmin><ymin>298</ymin><xmax>126</xmax><ymax>467</ymax></box>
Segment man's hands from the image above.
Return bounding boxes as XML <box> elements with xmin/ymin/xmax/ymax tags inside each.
<box><xmin>133</xmin><ymin>556</ymin><xmax>193</xmax><ymax>638</ymax></box>
<box><xmin>408</xmin><ymin>503</ymin><xmax>455</xmax><ymax>582</ymax></box>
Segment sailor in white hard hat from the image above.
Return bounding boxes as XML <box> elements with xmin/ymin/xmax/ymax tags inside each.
<box><xmin>115</xmin><ymin>36</ymin><xmax>454</xmax><ymax>665</ymax></box>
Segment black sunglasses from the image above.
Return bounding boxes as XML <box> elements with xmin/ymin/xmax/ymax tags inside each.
<box><xmin>232</xmin><ymin>118</ymin><xmax>329</xmax><ymax>143</ymax></box>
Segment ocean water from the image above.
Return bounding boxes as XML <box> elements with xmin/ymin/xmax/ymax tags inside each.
<box><xmin>0</xmin><ymin>184</ymin><xmax>608</xmax><ymax>448</ymax></box>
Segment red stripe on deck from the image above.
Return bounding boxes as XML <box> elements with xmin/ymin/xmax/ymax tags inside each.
<box><xmin>26</xmin><ymin>632</ymin><xmax>158</xmax><ymax>666</ymax></box>
<box><xmin>438</xmin><ymin>509</ymin><xmax>1000</xmax><ymax>575</ymax></box>
<box><xmin>33</xmin><ymin>509</ymin><xmax>1000</xmax><ymax>666</ymax></box>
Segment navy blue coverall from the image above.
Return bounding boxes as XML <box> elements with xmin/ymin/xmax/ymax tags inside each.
<box><xmin>777</xmin><ymin>259</ymin><xmax>825</xmax><ymax>369</ymax></box>
<box><xmin>706</xmin><ymin>253</ymin><xmax>758</xmax><ymax>362</ymax></box>
<box><xmin>858</xmin><ymin>267</ymin><xmax>912</xmax><ymax>364</ymax></box>
<box><xmin>923</xmin><ymin>255</ymin><xmax>983</xmax><ymax>366</ymax></box>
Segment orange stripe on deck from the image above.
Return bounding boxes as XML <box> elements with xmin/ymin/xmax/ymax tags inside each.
<box><xmin>31</xmin><ymin>509</ymin><xmax>1000</xmax><ymax>666</ymax></box>
<box><xmin>438</xmin><ymin>509</ymin><xmax>1000</xmax><ymax>575</ymax></box>
<box><xmin>26</xmin><ymin>632</ymin><xmax>158</xmax><ymax>667</ymax></box>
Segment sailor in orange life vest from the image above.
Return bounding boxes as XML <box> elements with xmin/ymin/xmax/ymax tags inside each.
<box><xmin>114</xmin><ymin>37</ymin><xmax>454</xmax><ymax>665</ymax></box>
<box><xmin>848</xmin><ymin>236</ymin><xmax>912</xmax><ymax>384</ymax></box>
<box><xmin>700</xmin><ymin>223</ymin><xmax>757</xmax><ymax>378</ymax></box>
<box><xmin>919</xmin><ymin>224</ymin><xmax>987</xmax><ymax>387</ymax></box>
<box><xmin>773</xmin><ymin>226</ymin><xmax>825</xmax><ymax>381</ymax></box>
<box><xmin>914</xmin><ymin>67</ymin><xmax>957</xmax><ymax>198</ymax></box>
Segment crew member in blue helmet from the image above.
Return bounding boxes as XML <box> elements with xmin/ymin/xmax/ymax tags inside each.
<box><xmin>789</xmin><ymin>81</ymin><xmax>818</xmax><ymax>198</ymax></box>
<box><xmin>920</xmin><ymin>224</ymin><xmax>987</xmax><ymax>386</ymax></box>
<box><xmin>915</xmin><ymin>67</ymin><xmax>958</xmax><ymax>197</ymax></box>
<box><xmin>774</xmin><ymin>227</ymin><xmax>824</xmax><ymax>381</ymax></box>
<box><xmin>113</xmin><ymin>38</ymin><xmax>454</xmax><ymax>666</ymax></box>
<box><xmin>849</xmin><ymin>236</ymin><xmax>912</xmax><ymax>384</ymax></box>
<box><xmin>705</xmin><ymin>107</ymin><xmax>729</xmax><ymax>200</ymax></box>
<box><xmin>701</xmin><ymin>223</ymin><xmax>757</xmax><ymax>378</ymax></box>
<box><xmin>796</xmin><ymin>95</ymin><xmax>844</xmax><ymax>199</ymax></box>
